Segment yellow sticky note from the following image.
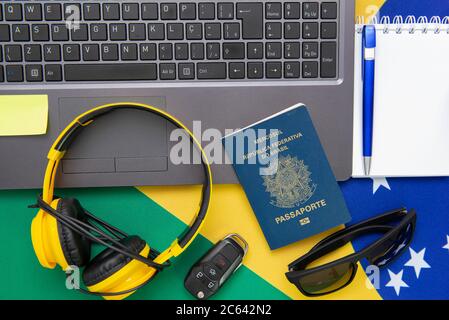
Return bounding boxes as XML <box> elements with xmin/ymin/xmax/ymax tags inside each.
<box><xmin>0</xmin><ymin>95</ymin><xmax>48</xmax><ymax>136</ymax></box>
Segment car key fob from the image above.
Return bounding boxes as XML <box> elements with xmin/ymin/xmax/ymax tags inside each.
<box><xmin>184</xmin><ymin>234</ymin><xmax>248</xmax><ymax>300</ymax></box>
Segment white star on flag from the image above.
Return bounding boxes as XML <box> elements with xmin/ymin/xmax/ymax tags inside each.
<box><xmin>404</xmin><ymin>248</ymin><xmax>431</xmax><ymax>279</ymax></box>
<box><xmin>371</xmin><ymin>177</ymin><xmax>391</xmax><ymax>194</ymax></box>
<box><xmin>386</xmin><ymin>269</ymin><xmax>408</xmax><ymax>296</ymax></box>
<box><xmin>443</xmin><ymin>235</ymin><xmax>449</xmax><ymax>252</ymax></box>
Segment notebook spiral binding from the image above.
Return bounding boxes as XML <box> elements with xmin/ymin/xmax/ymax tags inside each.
<box><xmin>355</xmin><ymin>15</ymin><xmax>449</xmax><ymax>34</ymax></box>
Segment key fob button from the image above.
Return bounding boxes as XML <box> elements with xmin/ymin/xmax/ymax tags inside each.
<box><xmin>207</xmin><ymin>281</ymin><xmax>216</xmax><ymax>289</ymax></box>
<box><xmin>204</xmin><ymin>264</ymin><xmax>220</xmax><ymax>280</ymax></box>
<box><xmin>212</xmin><ymin>253</ymin><xmax>230</xmax><ymax>270</ymax></box>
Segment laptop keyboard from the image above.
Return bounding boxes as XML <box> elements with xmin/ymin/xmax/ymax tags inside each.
<box><xmin>0</xmin><ymin>1</ymin><xmax>339</xmax><ymax>83</ymax></box>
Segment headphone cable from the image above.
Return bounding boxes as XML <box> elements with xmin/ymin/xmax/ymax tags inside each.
<box><xmin>31</xmin><ymin>196</ymin><xmax>170</xmax><ymax>270</ymax></box>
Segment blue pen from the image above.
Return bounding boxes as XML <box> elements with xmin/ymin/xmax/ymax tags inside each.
<box><xmin>362</xmin><ymin>25</ymin><xmax>376</xmax><ymax>176</ymax></box>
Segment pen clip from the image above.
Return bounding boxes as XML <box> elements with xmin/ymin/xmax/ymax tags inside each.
<box><xmin>362</xmin><ymin>28</ymin><xmax>365</xmax><ymax>80</ymax></box>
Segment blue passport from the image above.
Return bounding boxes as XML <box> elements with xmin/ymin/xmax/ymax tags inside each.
<box><xmin>223</xmin><ymin>104</ymin><xmax>351</xmax><ymax>250</ymax></box>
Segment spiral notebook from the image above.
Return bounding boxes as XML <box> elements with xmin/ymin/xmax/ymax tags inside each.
<box><xmin>353</xmin><ymin>16</ymin><xmax>449</xmax><ymax>177</ymax></box>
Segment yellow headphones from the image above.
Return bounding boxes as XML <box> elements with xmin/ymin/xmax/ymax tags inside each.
<box><xmin>30</xmin><ymin>102</ymin><xmax>213</xmax><ymax>300</ymax></box>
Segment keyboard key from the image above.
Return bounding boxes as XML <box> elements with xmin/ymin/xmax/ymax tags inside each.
<box><xmin>303</xmin><ymin>2</ymin><xmax>319</xmax><ymax>19</ymax></box>
<box><xmin>247</xmin><ymin>62</ymin><xmax>263</xmax><ymax>79</ymax></box>
<box><xmin>63</xmin><ymin>3</ymin><xmax>81</xmax><ymax>21</ymax></box>
<box><xmin>160</xmin><ymin>63</ymin><xmax>176</xmax><ymax>80</ymax></box>
<box><xmin>284</xmin><ymin>3</ymin><xmax>300</xmax><ymax>19</ymax></box>
<box><xmin>45</xmin><ymin>65</ymin><xmax>62</xmax><ymax>81</ymax></box>
<box><xmin>229</xmin><ymin>62</ymin><xmax>245</xmax><ymax>79</ymax></box>
<box><xmin>187</xmin><ymin>23</ymin><xmax>203</xmax><ymax>40</ymax></box>
<box><xmin>284</xmin><ymin>22</ymin><xmax>300</xmax><ymax>39</ymax></box>
<box><xmin>90</xmin><ymin>24</ymin><xmax>108</xmax><ymax>41</ymax></box>
<box><xmin>266</xmin><ymin>42</ymin><xmax>282</xmax><ymax>59</ymax></box>
<box><xmin>218</xmin><ymin>3</ymin><xmax>234</xmax><ymax>20</ymax></box>
<box><xmin>65</xmin><ymin>63</ymin><xmax>157</xmax><ymax>81</ymax></box>
<box><xmin>266</xmin><ymin>62</ymin><xmax>282</xmax><ymax>78</ymax></box>
<box><xmin>167</xmin><ymin>23</ymin><xmax>184</xmax><ymax>40</ymax></box>
<box><xmin>180</xmin><ymin>3</ymin><xmax>196</xmax><ymax>20</ymax></box>
<box><xmin>161</xmin><ymin>3</ymin><xmax>177</xmax><ymax>20</ymax></box>
<box><xmin>71</xmin><ymin>24</ymin><xmax>88</xmax><ymax>41</ymax></box>
<box><xmin>0</xmin><ymin>25</ymin><xmax>10</xmax><ymax>42</ymax></box>
<box><xmin>25</xmin><ymin>65</ymin><xmax>43</xmax><ymax>82</ymax></box>
<box><xmin>206</xmin><ymin>43</ymin><xmax>220</xmax><ymax>60</ymax></box>
<box><xmin>284</xmin><ymin>62</ymin><xmax>300</xmax><ymax>78</ymax></box>
<box><xmin>303</xmin><ymin>42</ymin><xmax>319</xmax><ymax>58</ymax></box>
<box><xmin>303</xmin><ymin>22</ymin><xmax>319</xmax><ymax>39</ymax></box>
<box><xmin>25</xmin><ymin>3</ymin><xmax>43</xmax><ymax>21</ymax></box>
<box><xmin>159</xmin><ymin>43</ymin><xmax>173</xmax><ymax>60</ymax></box>
<box><xmin>51</xmin><ymin>24</ymin><xmax>69</xmax><ymax>41</ymax></box>
<box><xmin>101</xmin><ymin>44</ymin><xmax>119</xmax><ymax>60</ymax></box>
<box><xmin>284</xmin><ymin>42</ymin><xmax>300</xmax><ymax>59</ymax></box>
<box><xmin>6</xmin><ymin>65</ymin><xmax>23</xmax><ymax>82</ymax></box>
<box><xmin>175</xmin><ymin>43</ymin><xmax>189</xmax><ymax>60</ymax></box>
<box><xmin>63</xmin><ymin>44</ymin><xmax>80</xmax><ymax>61</ymax></box>
<box><xmin>141</xmin><ymin>3</ymin><xmax>158</xmax><ymax>20</ymax></box>
<box><xmin>140</xmin><ymin>43</ymin><xmax>157</xmax><ymax>60</ymax></box>
<box><xmin>266</xmin><ymin>3</ymin><xmax>282</xmax><ymax>19</ymax></box>
<box><xmin>5</xmin><ymin>45</ymin><xmax>22</xmax><ymax>62</ymax></box>
<box><xmin>199</xmin><ymin>3</ymin><xmax>215</xmax><ymax>20</ymax></box>
<box><xmin>121</xmin><ymin>43</ymin><xmax>138</xmax><ymax>60</ymax></box>
<box><xmin>5</xmin><ymin>3</ymin><xmax>22</xmax><ymax>21</ymax></box>
<box><xmin>24</xmin><ymin>45</ymin><xmax>42</xmax><ymax>62</ymax></box>
<box><xmin>321</xmin><ymin>22</ymin><xmax>337</xmax><ymax>39</ymax></box>
<box><xmin>321</xmin><ymin>2</ymin><xmax>338</xmax><ymax>19</ymax></box>
<box><xmin>266</xmin><ymin>23</ymin><xmax>282</xmax><ymax>39</ymax></box>
<box><xmin>197</xmin><ymin>63</ymin><xmax>226</xmax><ymax>79</ymax></box>
<box><xmin>247</xmin><ymin>42</ymin><xmax>263</xmax><ymax>59</ymax></box>
<box><xmin>148</xmin><ymin>23</ymin><xmax>165</xmax><ymax>40</ymax></box>
<box><xmin>321</xmin><ymin>42</ymin><xmax>337</xmax><ymax>78</ymax></box>
<box><xmin>103</xmin><ymin>3</ymin><xmax>120</xmax><ymax>20</ymax></box>
<box><xmin>110</xmin><ymin>24</ymin><xmax>127</xmax><ymax>40</ymax></box>
<box><xmin>31</xmin><ymin>24</ymin><xmax>50</xmax><ymax>41</ymax></box>
<box><xmin>191</xmin><ymin>43</ymin><xmax>204</xmax><ymax>60</ymax></box>
<box><xmin>178</xmin><ymin>63</ymin><xmax>195</xmax><ymax>79</ymax></box>
<box><xmin>12</xmin><ymin>25</ymin><xmax>30</xmax><ymax>42</ymax></box>
<box><xmin>83</xmin><ymin>3</ymin><xmax>101</xmax><ymax>20</ymax></box>
<box><xmin>224</xmin><ymin>23</ymin><xmax>240</xmax><ymax>40</ymax></box>
<box><xmin>302</xmin><ymin>61</ymin><xmax>318</xmax><ymax>78</ymax></box>
<box><xmin>237</xmin><ymin>3</ymin><xmax>263</xmax><ymax>39</ymax></box>
<box><xmin>82</xmin><ymin>44</ymin><xmax>100</xmax><ymax>61</ymax></box>
<box><xmin>129</xmin><ymin>23</ymin><xmax>146</xmax><ymax>40</ymax></box>
<box><xmin>223</xmin><ymin>43</ymin><xmax>245</xmax><ymax>59</ymax></box>
<box><xmin>44</xmin><ymin>44</ymin><xmax>61</xmax><ymax>61</ymax></box>
<box><xmin>0</xmin><ymin>66</ymin><xmax>3</xmax><ymax>82</ymax></box>
<box><xmin>205</xmin><ymin>23</ymin><xmax>221</xmax><ymax>40</ymax></box>
<box><xmin>122</xmin><ymin>3</ymin><xmax>139</xmax><ymax>20</ymax></box>
<box><xmin>44</xmin><ymin>4</ymin><xmax>62</xmax><ymax>21</ymax></box>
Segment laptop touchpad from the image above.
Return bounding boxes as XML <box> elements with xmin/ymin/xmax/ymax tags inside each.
<box><xmin>58</xmin><ymin>97</ymin><xmax>168</xmax><ymax>174</ymax></box>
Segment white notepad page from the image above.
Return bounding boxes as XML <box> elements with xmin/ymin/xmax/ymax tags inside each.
<box><xmin>353</xmin><ymin>23</ymin><xmax>449</xmax><ymax>177</ymax></box>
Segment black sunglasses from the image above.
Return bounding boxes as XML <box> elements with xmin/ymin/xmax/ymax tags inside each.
<box><xmin>285</xmin><ymin>208</ymin><xmax>417</xmax><ymax>297</ymax></box>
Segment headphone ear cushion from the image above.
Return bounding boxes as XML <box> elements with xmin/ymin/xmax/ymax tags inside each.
<box><xmin>82</xmin><ymin>235</ymin><xmax>146</xmax><ymax>287</ymax></box>
<box><xmin>57</xmin><ymin>198</ymin><xmax>91</xmax><ymax>267</ymax></box>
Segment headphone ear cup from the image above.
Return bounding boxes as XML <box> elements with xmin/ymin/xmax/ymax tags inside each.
<box><xmin>82</xmin><ymin>235</ymin><xmax>157</xmax><ymax>300</ymax></box>
<box><xmin>56</xmin><ymin>198</ymin><xmax>91</xmax><ymax>267</ymax></box>
<box><xmin>31</xmin><ymin>198</ymin><xmax>91</xmax><ymax>270</ymax></box>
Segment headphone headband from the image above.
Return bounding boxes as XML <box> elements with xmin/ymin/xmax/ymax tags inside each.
<box><xmin>41</xmin><ymin>102</ymin><xmax>213</xmax><ymax>264</ymax></box>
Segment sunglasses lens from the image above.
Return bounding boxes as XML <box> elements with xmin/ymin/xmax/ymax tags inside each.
<box><xmin>297</xmin><ymin>262</ymin><xmax>355</xmax><ymax>295</ymax></box>
<box><xmin>371</xmin><ymin>222</ymin><xmax>413</xmax><ymax>266</ymax></box>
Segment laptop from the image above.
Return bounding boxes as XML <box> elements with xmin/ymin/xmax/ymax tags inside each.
<box><xmin>0</xmin><ymin>0</ymin><xmax>355</xmax><ymax>189</ymax></box>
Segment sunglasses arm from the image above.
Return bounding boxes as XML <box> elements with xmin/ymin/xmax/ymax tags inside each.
<box><xmin>288</xmin><ymin>225</ymin><xmax>394</xmax><ymax>271</ymax></box>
